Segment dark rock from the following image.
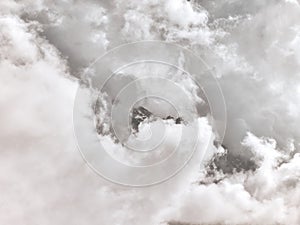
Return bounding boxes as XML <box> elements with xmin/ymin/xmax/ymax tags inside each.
<box><xmin>131</xmin><ymin>106</ymin><xmax>184</xmax><ymax>132</ymax></box>
<box><xmin>166</xmin><ymin>115</ymin><xmax>175</xmax><ymax>120</ymax></box>
<box><xmin>131</xmin><ymin>106</ymin><xmax>153</xmax><ymax>132</ymax></box>
<box><xmin>205</xmin><ymin>150</ymin><xmax>257</xmax><ymax>175</ymax></box>
<box><xmin>175</xmin><ymin>117</ymin><xmax>183</xmax><ymax>124</ymax></box>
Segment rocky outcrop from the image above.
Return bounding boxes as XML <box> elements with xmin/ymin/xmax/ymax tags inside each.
<box><xmin>131</xmin><ymin>106</ymin><xmax>184</xmax><ymax>132</ymax></box>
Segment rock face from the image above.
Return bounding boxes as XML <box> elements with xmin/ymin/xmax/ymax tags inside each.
<box><xmin>200</xmin><ymin>149</ymin><xmax>257</xmax><ymax>185</ymax></box>
<box><xmin>131</xmin><ymin>106</ymin><xmax>153</xmax><ymax>132</ymax></box>
<box><xmin>131</xmin><ymin>106</ymin><xmax>184</xmax><ymax>132</ymax></box>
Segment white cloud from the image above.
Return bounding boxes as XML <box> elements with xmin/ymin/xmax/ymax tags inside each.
<box><xmin>1</xmin><ymin>0</ymin><xmax>300</xmax><ymax>225</ymax></box>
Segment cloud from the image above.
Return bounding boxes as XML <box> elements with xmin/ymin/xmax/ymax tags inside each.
<box><xmin>1</xmin><ymin>0</ymin><xmax>300</xmax><ymax>224</ymax></box>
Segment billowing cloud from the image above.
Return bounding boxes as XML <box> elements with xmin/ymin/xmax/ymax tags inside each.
<box><xmin>1</xmin><ymin>0</ymin><xmax>300</xmax><ymax>224</ymax></box>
